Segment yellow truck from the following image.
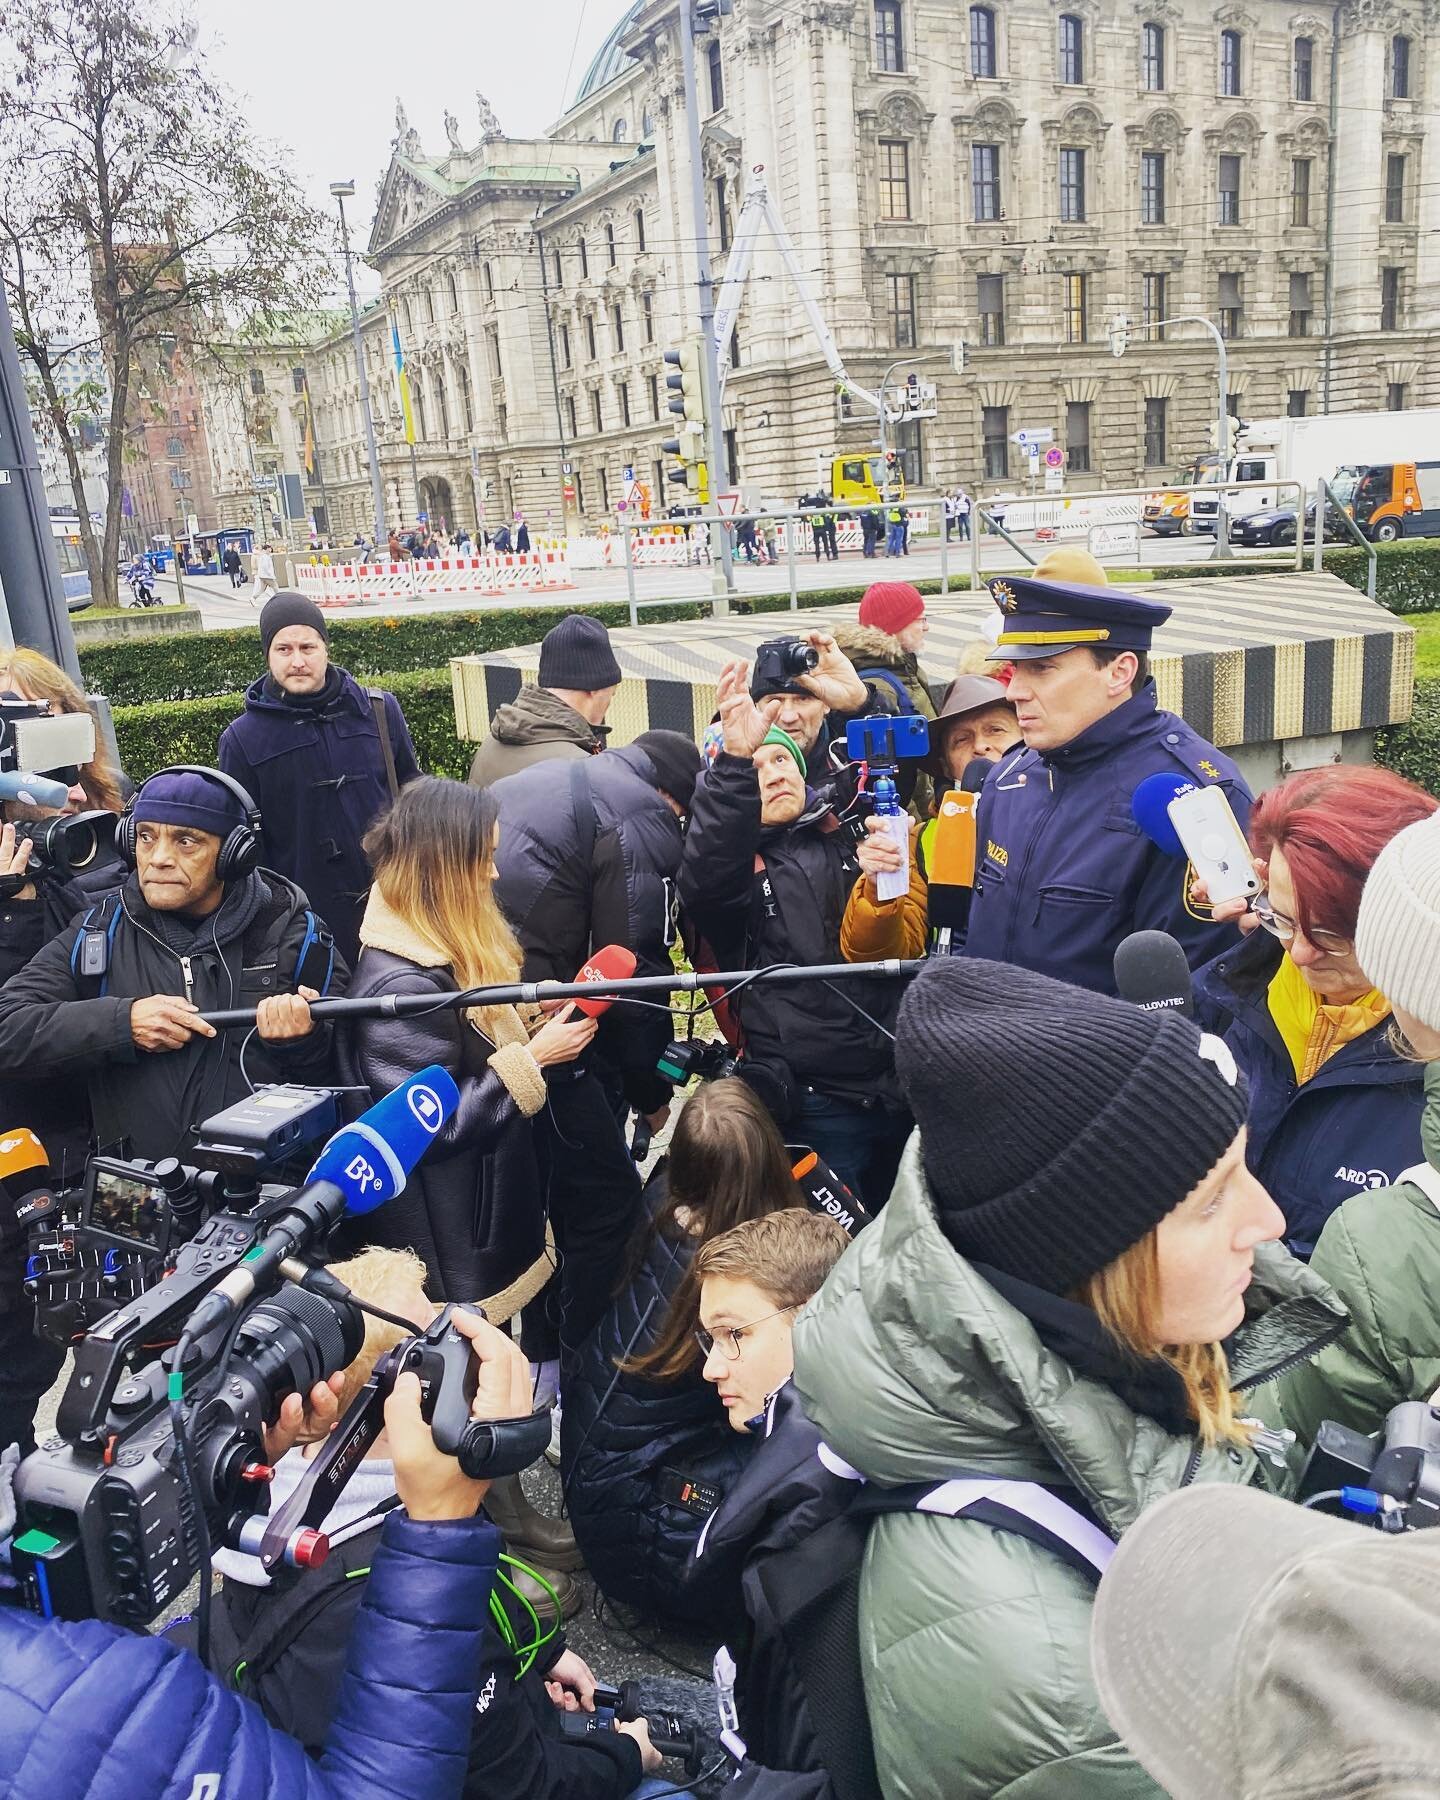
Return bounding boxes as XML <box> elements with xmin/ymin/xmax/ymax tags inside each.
<box><xmin>829</xmin><ymin>454</ymin><xmax>906</xmax><ymax>505</ymax></box>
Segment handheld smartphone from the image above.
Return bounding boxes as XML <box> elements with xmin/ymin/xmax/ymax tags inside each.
<box><xmin>1167</xmin><ymin>785</ymin><xmax>1261</xmax><ymax>906</ymax></box>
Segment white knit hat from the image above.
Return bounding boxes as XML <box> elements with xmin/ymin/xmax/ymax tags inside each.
<box><xmin>1355</xmin><ymin>811</ymin><xmax>1440</xmax><ymax>1029</ymax></box>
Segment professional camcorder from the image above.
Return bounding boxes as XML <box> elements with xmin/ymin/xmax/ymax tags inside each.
<box><xmin>24</xmin><ymin>1084</ymin><xmax>344</xmax><ymax>1345</ymax></box>
<box><xmin>1299</xmin><ymin>1400</ymin><xmax>1440</xmax><ymax>1531</ymax></box>
<box><xmin>11</xmin><ymin>1066</ymin><xmax>548</xmax><ymax>1627</ymax></box>
<box><xmin>752</xmin><ymin>635</ymin><xmax>819</xmax><ymax>691</ymax></box>
<box><xmin>0</xmin><ymin>696</ymin><xmax>115</xmax><ymax>876</ymax></box>
<box><xmin>657</xmin><ymin>1036</ymin><xmax>740</xmax><ymax>1085</ymax></box>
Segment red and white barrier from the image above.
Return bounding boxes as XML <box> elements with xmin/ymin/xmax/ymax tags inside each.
<box><xmin>291</xmin><ymin>551</ymin><xmax>573</xmax><ymax>606</ymax></box>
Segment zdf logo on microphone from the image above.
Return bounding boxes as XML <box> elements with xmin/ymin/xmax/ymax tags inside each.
<box><xmin>407</xmin><ymin>1082</ymin><xmax>445</xmax><ymax>1134</ymax></box>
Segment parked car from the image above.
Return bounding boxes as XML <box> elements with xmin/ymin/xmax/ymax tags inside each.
<box><xmin>1228</xmin><ymin>501</ymin><xmax>1347</xmax><ymax>549</ymax></box>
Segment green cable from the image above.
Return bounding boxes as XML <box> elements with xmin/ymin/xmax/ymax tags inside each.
<box><xmin>495</xmin><ymin>1552</ymin><xmax>561</xmax><ymax>1677</ymax></box>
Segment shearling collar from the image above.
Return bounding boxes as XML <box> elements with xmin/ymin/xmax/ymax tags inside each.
<box><xmin>358</xmin><ymin>886</ymin><xmax>449</xmax><ymax>966</ymax></box>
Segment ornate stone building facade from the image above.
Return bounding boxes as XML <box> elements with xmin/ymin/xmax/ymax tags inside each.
<box><xmin>283</xmin><ymin>0</ymin><xmax>1440</xmax><ymax>541</ymax></box>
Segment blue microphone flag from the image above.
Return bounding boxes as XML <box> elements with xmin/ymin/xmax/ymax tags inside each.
<box><xmin>306</xmin><ymin>1063</ymin><xmax>460</xmax><ymax>1216</ymax></box>
<box><xmin>1131</xmin><ymin>772</ymin><xmax>1198</xmax><ymax>859</ymax></box>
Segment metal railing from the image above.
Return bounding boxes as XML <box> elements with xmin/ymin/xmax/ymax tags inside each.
<box><xmin>969</xmin><ymin>479</ymin><xmax>1308</xmax><ymax>591</ymax></box>
<box><xmin>609</xmin><ymin>496</ymin><xmax>950</xmax><ymax>624</ymax></box>
<box><xmin>1313</xmin><ymin>477</ymin><xmax>1379</xmax><ymax>599</ymax></box>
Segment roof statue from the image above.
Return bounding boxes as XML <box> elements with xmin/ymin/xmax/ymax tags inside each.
<box><xmin>394</xmin><ymin>98</ymin><xmax>408</xmax><ymax>143</ymax></box>
<box><xmin>444</xmin><ymin>108</ymin><xmax>463</xmax><ymax>152</ymax></box>
<box><xmin>476</xmin><ymin>92</ymin><xmax>502</xmax><ymax>139</ymax></box>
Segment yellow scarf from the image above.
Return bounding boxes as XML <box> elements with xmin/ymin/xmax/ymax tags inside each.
<box><xmin>1267</xmin><ymin>951</ymin><xmax>1391</xmax><ymax>1084</ymax></box>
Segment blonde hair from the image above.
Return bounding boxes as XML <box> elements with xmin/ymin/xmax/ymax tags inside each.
<box><xmin>324</xmin><ymin>1245</ymin><xmax>431</xmax><ymax>1415</ymax></box>
<box><xmin>0</xmin><ymin>647</ymin><xmax>124</xmax><ymax>813</ymax></box>
<box><xmin>692</xmin><ymin>1207</ymin><xmax>850</xmax><ymax>1310</ymax></box>
<box><xmin>363</xmin><ymin>777</ymin><xmax>522</xmax><ymax>1041</ymax></box>
<box><xmin>1080</xmin><ymin>1232</ymin><xmax>1251</xmax><ymax>1449</ymax></box>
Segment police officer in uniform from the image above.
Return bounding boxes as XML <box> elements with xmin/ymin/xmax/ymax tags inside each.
<box><xmin>966</xmin><ymin>555</ymin><xmax>1251</xmax><ymax>992</ymax></box>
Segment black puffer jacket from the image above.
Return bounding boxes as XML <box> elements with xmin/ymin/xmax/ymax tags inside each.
<box><xmin>560</xmin><ymin>1167</ymin><xmax>752</xmax><ymax>1629</ymax></box>
<box><xmin>0</xmin><ymin>845</ymin><xmax>125</xmax><ymax>1161</ymax></box>
<box><xmin>333</xmin><ymin>898</ymin><xmax>551</xmax><ymax>1308</ymax></box>
<box><xmin>492</xmin><ymin>744</ymin><xmax>683</xmax><ymax>1116</ymax></box>
<box><xmin>677</xmin><ymin>752</ymin><xmax>903</xmax><ymax>1119</ymax></box>
<box><xmin>0</xmin><ymin>867</ymin><xmax>343</xmax><ymax>1160</ymax></box>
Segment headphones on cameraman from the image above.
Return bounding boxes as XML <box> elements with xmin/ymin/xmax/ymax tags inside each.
<box><xmin>116</xmin><ymin>765</ymin><xmax>265</xmax><ymax>881</ymax></box>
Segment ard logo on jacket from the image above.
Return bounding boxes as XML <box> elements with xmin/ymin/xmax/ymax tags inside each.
<box><xmin>1335</xmin><ymin>1164</ymin><xmax>1391</xmax><ymax>1190</ymax></box>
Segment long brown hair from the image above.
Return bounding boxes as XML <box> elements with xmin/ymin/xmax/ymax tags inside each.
<box><xmin>1079</xmin><ymin>1233</ymin><xmax>1249</xmax><ymax>1449</ymax></box>
<box><xmin>362</xmin><ymin>777</ymin><xmax>522</xmax><ymax>1041</ymax></box>
<box><xmin>622</xmin><ymin>1078</ymin><xmax>797</xmax><ymax>1382</ymax></box>
<box><xmin>0</xmin><ymin>647</ymin><xmax>124</xmax><ymax>812</ymax></box>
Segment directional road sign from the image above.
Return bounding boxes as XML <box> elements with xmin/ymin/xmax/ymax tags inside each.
<box><xmin>1014</xmin><ymin>428</ymin><xmax>1054</xmax><ymax>448</ymax></box>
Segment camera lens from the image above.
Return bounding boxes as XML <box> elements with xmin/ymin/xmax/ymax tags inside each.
<box><xmin>781</xmin><ymin>641</ymin><xmax>819</xmax><ymax>677</ymax></box>
<box><xmin>230</xmin><ymin>1284</ymin><xmax>365</xmax><ymax>1412</ymax></box>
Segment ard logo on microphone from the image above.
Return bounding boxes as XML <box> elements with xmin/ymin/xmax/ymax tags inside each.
<box><xmin>407</xmin><ymin>1083</ymin><xmax>445</xmax><ymax>1134</ymax></box>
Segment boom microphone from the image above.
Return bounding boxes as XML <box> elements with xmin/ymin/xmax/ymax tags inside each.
<box><xmin>572</xmin><ymin>945</ymin><xmax>638</xmax><ymax>1018</ymax></box>
<box><xmin>1113</xmin><ymin>930</ymin><xmax>1196</xmax><ymax>1021</ymax></box>
<box><xmin>186</xmin><ymin>1065</ymin><xmax>460</xmax><ymax>1333</ymax></box>
<box><xmin>1131</xmin><ymin>773</ymin><xmax>1197</xmax><ymax>858</ymax></box>
<box><xmin>0</xmin><ymin>768</ymin><xmax>73</xmax><ymax>810</ymax></box>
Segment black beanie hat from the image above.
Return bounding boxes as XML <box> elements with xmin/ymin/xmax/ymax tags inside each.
<box><xmin>896</xmin><ymin>957</ymin><xmax>1248</xmax><ymax>1295</ymax></box>
<box><xmin>634</xmin><ymin>730</ymin><xmax>703</xmax><ymax>813</ymax></box>
<box><xmin>538</xmin><ymin>614</ymin><xmax>623</xmax><ymax>691</ymax></box>
<box><xmin>259</xmin><ymin>590</ymin><xmax>329</xmax><ymax>658</ymax></box>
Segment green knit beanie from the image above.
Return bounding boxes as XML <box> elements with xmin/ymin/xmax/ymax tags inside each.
<box><xmin>762</xmin><ymin>724</ymin><xmax>807</xmax><ymax>778</ymax></box>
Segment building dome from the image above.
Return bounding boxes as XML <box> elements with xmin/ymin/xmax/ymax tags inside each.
<box><xmin>573</xmin><ymin>0</ymin><xmax>646</xmax><ymax>105</ymax></box>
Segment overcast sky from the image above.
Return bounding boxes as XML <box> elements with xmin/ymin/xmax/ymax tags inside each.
<box><xmin>193</xmin><ymin>0</ymin><xmax>622</xmax><ymax>289</ymax></box>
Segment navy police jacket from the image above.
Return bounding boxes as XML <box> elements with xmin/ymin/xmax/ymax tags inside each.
<box><xmin>1195</xmin><ymin>933</ymin><xmax>1425</xmax><ymax>1258</ymax></box>
<box><xmin>966</xmin><ymin>683</ymin><xmax>1252</xmax><ymax>993</ymax></box>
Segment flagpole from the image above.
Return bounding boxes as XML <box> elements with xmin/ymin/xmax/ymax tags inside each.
<box><xmin>388</xmin><ymin>305</ymin><xmax>424</xmax><ymax>529</ymax></box>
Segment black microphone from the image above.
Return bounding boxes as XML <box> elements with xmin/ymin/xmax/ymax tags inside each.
<box><xmin>960</xmin><ymin>757</ymin><xmax>993</xmax><ymax>795</ymax></box>
<box><xmin>1113</xmin><ymin>930</ymin><xmax>1195</xmax><ymax>1021</ymax></box>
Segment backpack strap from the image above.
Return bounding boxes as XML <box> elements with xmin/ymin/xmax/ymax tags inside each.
<box><xmin>69</xmin><ymin>894</ymin><xmax>124</xmax><ymax>999</ymax></box>
<box><xmin>855</xmin><ymin>665</ymin><xmax>911</xmax><ymax>714</ymax></box>
<box><xmin>292</xmin><ymin>909</ymin><xmax>337</xmax><ymax>998</ymax></box>
<box><xmin>1398</xmin><ymin>1161</ymin><xmax>1440</xmax><ymax>1215</ymax></box>
<box><xmin>367</xmin><ymin>689</ymin><xmax>401</xmax><ymax>801</ymax></box>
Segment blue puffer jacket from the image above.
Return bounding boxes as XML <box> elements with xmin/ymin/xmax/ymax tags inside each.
<box><xmin>0</xmin><ymin>1510</ymin><xmax>500</xmax><ymax>1800</ymax></box>
<box><xmin>560</xmin><ymin>1167</ymin><xmax>752</xmax><ymax>1628</ymax></box>
<box><xmin>1195</xmin><ymin>932</ymin><xmax>1425</xmax><ymax>1258</ymax></box>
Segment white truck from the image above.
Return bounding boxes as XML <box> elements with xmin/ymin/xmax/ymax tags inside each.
<box><xmin>1190</xmin><ymin>407</ymin><xmax>1440</xmax><ymax>539</ymax></box>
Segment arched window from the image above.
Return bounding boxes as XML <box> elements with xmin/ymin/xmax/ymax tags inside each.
<box><xmin>435</xmin><ymin>375</ymin><xmax>449</xmax><ymax>439</ymax></box>
<box><xmin>446</xmin><ymin>268</ymin><xmax>459</xmax><ymax>314</ymax></box>
<box><xmin>707</xmin><ymin>38</ymin><xmax>724</xmax><ymax>110</ymax></box>
<box><xmin>1142</xmin><ymin>22</ymin><xmax>1165</xmax><ymax>91</ymax></box>
<box><xmin>411</xmin><ymin>378</ymin><xmax>426</xmax><ymax>441</ymax></box>
<box><xmin>1293</xmin><ymin>35</ymin><xmax>1314</xmax><ymax>102</ymax></box>
<box><xmin>459</xmin><ymin>364</ymin><xmax>474</xmax><ymax>433</ymax></box>
<box><xmin>425</xmin><ymin>288</ymin><xmax>435</xmax><ymax>324</ymax></box>
<box><xmin>605</xmin><ymin>222</ymin><xmax>617</xmax><ymax>267</ymax></box>
<box><xmin>1220</xmin><ymin>29</ymin><xmax>1243</xmax><ymax>96</ymax></box>
<box><xmin>1391</xmin><ymin>33</ymin><xmax>1411</xmax><ymax>99</ymax></box>
<box><xmin>970</xmin><ymin>5</ymin><xmax>996</xmax><ymax>77</ymax></box>
<box><xmin>641</xmin><ymin>107</ymin><xmax>654</xmax><ymax>137</ymax></box>
<box><xmin>483</xmin><ymin>263</ymin><xmax>494</xmax><ymax>301</ymax></box>
<box><xmin>612</xmin><ymin>117</ymin><xmax>628</xmax><ymax>142</ymax></box>
<box><xmin>1059</xmin><ymin>14</ymin><xmax>1084</xmax><ymax>85</ymax></box>
<box><xmin>634</xmin><ymin>207</ymin><xmax>647</xmax><ymax>254</ymax></box>
<box><xmin>578</xmin><ymin>236</ymin><xmax>589</xmax><ymax>279</ymax></box>
<box><xmin>402</xmin><ymin>297</ymin><xmax>413</xmax><ymax>338</ymax></box>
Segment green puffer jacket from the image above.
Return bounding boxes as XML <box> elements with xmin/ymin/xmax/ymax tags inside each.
<box><xmin>1274</xmin><ymin>1058</ymin><xmax>1440</xmax><ymax>1448</ymax></box>
<box><xmin>792</xmin><ymin>1138</ymin><xmax>1345</xmax><ymax>1800</ymax></box>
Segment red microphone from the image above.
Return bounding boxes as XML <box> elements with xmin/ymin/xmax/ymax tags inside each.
<box><xmin>572</xmin><ymin>945</ymin><xmax>638</xmax><ymax>1017</ymax></box>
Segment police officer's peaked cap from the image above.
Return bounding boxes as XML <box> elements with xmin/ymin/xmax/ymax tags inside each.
<box><xmin>986</xmin><ymin>573</ymin><xmax>1172</xmax><ymax>663</ymax></box>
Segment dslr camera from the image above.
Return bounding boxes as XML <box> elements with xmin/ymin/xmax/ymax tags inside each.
<box><xmin>751</xmin><ymin>636</ymin><xmax>819</xmax><ymax>694</ymax></box>
<box><xmin>0</xmin><ymin>696</ymin><xmax>116</xmax><ymax>876</ymax></box>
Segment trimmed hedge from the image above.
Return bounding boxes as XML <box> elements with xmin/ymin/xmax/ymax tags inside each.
<box><xmin>1152</xmin><ymin>539</ymin><xmax>1440</xmax><ymax>617</ymax></box>
<box><xmin>1375</xmin><ymin>672</ymin><xmax>1440</xmax><ymax>794</ymax></box>
<box><xmin>112</xmin><ymin>666</ymin><xmax>471</xmax><ymax>785</ymax></box>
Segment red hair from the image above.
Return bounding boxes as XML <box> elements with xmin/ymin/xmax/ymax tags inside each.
<box><xmin>1248</xmin><ymin>765</ymin><xmax>1437</xmax><ymax>941</ymax></box>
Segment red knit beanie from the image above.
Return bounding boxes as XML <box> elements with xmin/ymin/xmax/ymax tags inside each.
<box><xmin>858</xmin><ymin>581</ymin><xmax>925</xmax><ymax>637</ymax></box>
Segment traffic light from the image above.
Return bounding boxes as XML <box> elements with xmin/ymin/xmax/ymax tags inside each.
<box><xmin>662</xmin><ymin>339</ymin><xmax>709</xmax><ymax>503</ymax></box>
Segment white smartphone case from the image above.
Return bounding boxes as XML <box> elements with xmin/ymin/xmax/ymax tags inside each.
<box><xmin>1167</xmin><ymin>785</ymin><xmax>1261</xmax><ymax>905</ymax></box>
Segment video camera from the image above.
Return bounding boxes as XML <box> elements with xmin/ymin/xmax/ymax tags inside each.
<box><xmin>1298</xmin><ymin>1400</ymin><xmax>1440</xmax><ymax>1531</ymax></box>
<box><xmin>24</xmin><ymin>1084</ymin><xmax>344</xmax><ymax>1346</ymax></box>
<box><xmin>560</xmin><ymin>1678</ymin><xmax>713</xmax><ymax>1778</ymax></box>
<box><xmin>0</xmin><ymin>696</ymin><xmax>116</xmax><ymax>876</ymax></box>
<box><xmin>12</xmin><ymin>1065</ymin><xmax>548</xmax><ymax>1626</ymax></box>
<box><xmin>657</xmin><ymin>1036</ymin><xmax>739</xmax><ymax>1086</ymax></box>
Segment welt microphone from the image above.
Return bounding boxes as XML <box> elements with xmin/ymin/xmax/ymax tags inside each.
<box><xmin>187</xmin><ymin>1065</ymin><xmax>460</xmax><ymax>1333</ymax></box>
<box><xmin>572</xmin><ymin>945</ymin><xmax>638</xmax><ymax>1017</ymax></box>
<box><xmin>1113</xmin><ymin>930</ymin><xmax>1196</xmax><ymax>1021</ymax></box>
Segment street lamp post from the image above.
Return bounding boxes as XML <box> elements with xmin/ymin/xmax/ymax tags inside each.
<box><xmin>330</xmin><ymin>181</ymin><xmax>387</xmax><ymax>548</ymax></box>
<box><xmin>1109</xmin><ymin>311</ymin><xmax>1233</xmax><ymax>560</ymax></box>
